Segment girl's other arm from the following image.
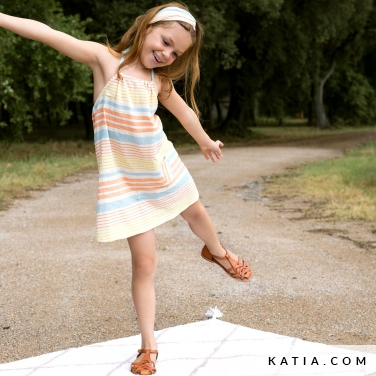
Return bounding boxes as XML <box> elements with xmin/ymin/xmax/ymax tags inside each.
<box><xmin>0</xmin><ymin>12</ymin><xmax>102</xmax><ymax>68</ymax></box>
<box><xmin>158</xmin><ymin>85</ymin><xmax>223</xmax><ymax>162</ymax></box>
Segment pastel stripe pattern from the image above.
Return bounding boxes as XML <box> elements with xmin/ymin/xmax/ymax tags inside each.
<box><xmin>92</xmin><ymin>73</ymin><xmax>199</xmax><ymax>242</ymax></box>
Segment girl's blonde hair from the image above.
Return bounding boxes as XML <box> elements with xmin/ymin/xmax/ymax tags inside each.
<box><xmin>108</xmin><ymin>2</ymin><xmax>203</xmax><ymax>118</ymax></box>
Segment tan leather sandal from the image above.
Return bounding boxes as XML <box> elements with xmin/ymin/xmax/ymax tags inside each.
<box><xmin>201</xmin><ymin>244</ymin><xmax>252</xmax><ymax>281</ymax></box>
<box><xmin>131</xmin><ymin>349</ymin><xmax>158</xmax><ymax>375</ymax></box>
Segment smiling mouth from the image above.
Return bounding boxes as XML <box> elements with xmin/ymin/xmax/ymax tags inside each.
<box><xmin>153</xmin><ymin>52</ymin><xmax>162</xmax><ymax>64</ymax></box>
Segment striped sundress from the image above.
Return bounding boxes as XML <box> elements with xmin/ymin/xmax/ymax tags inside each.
<box><xmin>92</xmin><ymin>64</ymin><xmax>199</xmax><ymax>242</ymax></box>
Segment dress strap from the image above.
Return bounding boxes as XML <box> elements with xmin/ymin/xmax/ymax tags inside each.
<box><xmin>119</xmin><ymin>47</ymin><xmax>131</xmax><ymax>65</ymax></box>
<box><xmin>151</xmin><ymin>69</ymin><xmax>154</xmax><ymax>81</ymax></box>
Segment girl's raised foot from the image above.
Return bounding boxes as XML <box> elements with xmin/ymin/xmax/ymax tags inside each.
<box><xmin>201</xmin><ymin>244</ymin><xmax>252</xmax><ymax>281</ymax></box>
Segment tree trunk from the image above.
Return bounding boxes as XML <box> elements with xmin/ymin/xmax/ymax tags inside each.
<box><xmin>313</xmin><ymin>81</ymin><xmax>330</xmax><ymax>129</ymax></box>
<box><xmin>307</xmin><ymin>84</ymin><xmax>314</xmax><ymax>126</ymax></box>
<box><xmin>220</xmin><ymin>80</ymin><xmax>241</xmax><ymax>132</ymax></box>
<box><xmin>251</xmin><ymin>94</ymin><xmax>259</xmax><ymax>123</ymax></box>
<box><xmin>313</xmin><ymin>57</ymin><xmax>336</xmax><ymax>129</ymax></box>
<box><xmin>205</xmin><ymin>97</ymin><xmax>213</xmax><ymax>128</ymax></box>
<box><xmin>80</xmin><ymin>102</ymin><xmax>93</xmax><ymax>140</ymax></box>
<box><xmin>220</xmin><ymin>70</ymin><xmax>257</xmax><ymax>135</ymax></box>
<box><xmin>239</xmin><ymin>106</ymin><xmax>245</xmax><ymax>129</ymax></box>
<box><xmin>215</xmin><ymin>99</ymin><xmax>223</xmax><ymax>124</ymax></box>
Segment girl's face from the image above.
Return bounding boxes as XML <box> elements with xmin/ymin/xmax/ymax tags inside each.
<box><xmin>140</xmin><ymin>22</ymin><xmax>192</xmax><ymax>69</ymax></box>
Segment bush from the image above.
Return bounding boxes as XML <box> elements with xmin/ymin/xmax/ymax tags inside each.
<box><xmin>0</xmin><ymin>0</ymin><xmax>92</xmax><ymax>141</ymax></box>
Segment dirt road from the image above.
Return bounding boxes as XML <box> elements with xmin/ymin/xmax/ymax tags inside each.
<box><xmin>1</xmin><ymin>131</ymin><xmax>375</xmax><ymax>363</ymax></box>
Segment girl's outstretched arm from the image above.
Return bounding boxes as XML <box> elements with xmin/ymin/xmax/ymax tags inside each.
<box><xmin>158</xmin><ymin>85</ymin><xmax>223</xmax><ymax>162</ymax></box>
<box><xmin>0</xmin><ymin>12</ymin><xmax>102</xmax><ymax>68</ymax></box>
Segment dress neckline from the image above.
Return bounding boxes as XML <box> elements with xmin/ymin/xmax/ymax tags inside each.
<box><xmin>93</xmin><ymin>72</ymin><xmax>157</xmax><ymax>108</ymax></box>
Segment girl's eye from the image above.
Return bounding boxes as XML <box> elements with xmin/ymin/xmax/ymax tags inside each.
<box><xmin>162</xmin><ymin>38</ymin><xmax>178</xmax><ymax>59</ymax></box>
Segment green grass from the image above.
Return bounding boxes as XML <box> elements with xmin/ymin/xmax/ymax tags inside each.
<box><xmin>166</xmin><ymin>125</ymin><xmax>376</xmax><ymax>149</ymax></box>
<box><xmin>0</xmin><ymin>140</ymin><xmax>97</xmax><ymax>209</ymax></box>
<box><xmin>1</xmin><ymin>125</ymin><xmax>375</xmax><ymax>212</ymax></box>
<box><xmin>247</xmin><ymin>125</ymin><xmax>375</xmax><ymax>143</ymax></box>
<box><xmin>265</xmin><ymin>141</ymin><xmax>376</xmax><ymax>222</ymax></box>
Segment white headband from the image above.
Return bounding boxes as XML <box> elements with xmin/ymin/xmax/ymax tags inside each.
<box><xmin>149</xmin><ymin>6</ymin><xmax>196</xmax><ymax>30</ymax></box>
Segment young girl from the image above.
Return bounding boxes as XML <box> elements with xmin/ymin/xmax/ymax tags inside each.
<box><xmin>0</xmin><ymin>3</ymin><xmax>251</xmax><ymax>374</ymax></box>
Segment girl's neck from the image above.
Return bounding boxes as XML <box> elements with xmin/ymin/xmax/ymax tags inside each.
<box><xmin>120</xmin><ymin>59</ymin><xmax>152</xmax><ymax>81</ymax></box>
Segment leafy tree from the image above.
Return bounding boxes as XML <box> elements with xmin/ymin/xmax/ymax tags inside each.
<box><xmin>299</xmin><ymin>0</ymin><xmax>374</xmax><ymax>128</ymax></box>
<box><xmin>326</xmin><ymin>65</ymin><xmax>376</xmax><ymax>125</ymax></box>
<box><xmin>3</xmin><ymin>0</ymin><xmax>376</xmax><ymax>141</ymax></box>
<box><xmin>223</xmin><ymin>0</ymin><xmax>375</xmax><ymax>130</ymax></box>
<box><xmin>214</xmin><ymin>0</ymin><xmax>307</xmax><ymax>133</ymax></box>
<box><xmin>0</xmin><ymin>0</ymin><xmax>92</xmax><ymax>140</ymax></box>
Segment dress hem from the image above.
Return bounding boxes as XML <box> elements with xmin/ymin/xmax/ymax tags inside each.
<box><xmin>96</xmin><ymin>192</ymin><xmax>199</xmax><ymax>242</ymax></box>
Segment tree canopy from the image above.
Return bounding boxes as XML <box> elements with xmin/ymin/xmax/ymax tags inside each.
<box><xmin>1</xmin><ymin>0</ymin><xmax>375</xmax><ymax>140</ymax></box>
<box><xmin>0</xmin><ymin>0</ymin><xmax>92</xmax><ymax>140</ymax></box>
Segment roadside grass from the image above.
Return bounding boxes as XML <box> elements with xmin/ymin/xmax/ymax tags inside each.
<box><xmin>264</xmin><ymin>141</ymin><xmax>376</xmax><ymax>222</ymax></box>
<box><xmin>0</xmin><ymin>140</ymin><xmax>97</xmax><ymax>209</ymax></box>
<box><xmin>247</xmin><ymin>124</ymin><xmax>376</xmax><ymax>145</ymax></box>
<box><xmin>169</xmin><ymin>125</ymin><xmax>376</xmax><ymax>149</ymax></box>
<box><xmin>1</xmin><ymin>125</ymin><xmax>375</xmax><ymax>211</ymax></box>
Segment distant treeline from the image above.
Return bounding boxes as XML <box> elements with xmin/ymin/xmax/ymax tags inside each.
<box><xmin>1</xmin><ymin>0</ymin><xmax>376</xmax><ymax>140</ymax></box>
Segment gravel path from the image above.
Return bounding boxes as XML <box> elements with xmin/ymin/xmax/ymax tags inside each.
<box><xmin>1</xmin><ymin>131</ymin><xmax>376</xmax><ymax>363</ymax></box>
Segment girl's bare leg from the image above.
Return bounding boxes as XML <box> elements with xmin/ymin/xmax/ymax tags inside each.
<box><xmin>128</xmin><ymin>229</ymin><xmax>158</xmax><ymax>363</ymax></box>
<box><xmin>180</xmin><ymin>200</ymin><xmax>238</xmax><ymax>267</ymax></box>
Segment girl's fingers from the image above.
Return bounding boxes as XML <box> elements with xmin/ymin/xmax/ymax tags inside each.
<box><xmin>205</xmin><ymin>151</ymin><xmax>215</xmax><ymax>162</ymax></box>
<box><xmin>202</xmin><ymin>140</ymin><xmax>224</xmax><ymax>162</ymax></box>
<box><xmin>207</xmin><ymin>150</ymin><xmax>222</xmax><ymax>162</ymax></box>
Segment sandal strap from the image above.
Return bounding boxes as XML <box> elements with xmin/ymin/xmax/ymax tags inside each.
<box><xmin>222</xmin><ymin>246</ymin><xmax>252</xmax><ymax>280</ymax></box>
<box><xmin>137</xmin><ymin>349</ymin><xmax>158</xmax><ymax>354</ymax></box>
<box><xmin>131</xmin><ymin>361</ymin><xmax>156</xmax><ymax>374</ymax></box>
<box><xmin>232</xmin><ymin>259</ymin><xmax>251</xmax><ymax>279</ymax></box>
<box><xmin>211</xmin><ymin>254</ymin><xmax>227</xmax><ymax>261</ymax></box>
<box><xmin>131</xmin><ymin>349</ymin><xmax>158</xmax><ymax>375</ymax></box>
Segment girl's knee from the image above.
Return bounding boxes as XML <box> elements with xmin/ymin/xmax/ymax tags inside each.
<box><xmin>182</xmin><ymin>200</ymin><xmax>207</xmax><ymax>222</ymax></box>
<box><xmin>132</xmin><ymin>255</ymin><xmax>157</xmax><ymax>277</ymax></box>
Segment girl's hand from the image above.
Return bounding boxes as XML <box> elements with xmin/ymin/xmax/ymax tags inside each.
<box><xmin>200</xmin><ymin>140</ymin><xmax>224</xmax><ymax>162</ymax></box>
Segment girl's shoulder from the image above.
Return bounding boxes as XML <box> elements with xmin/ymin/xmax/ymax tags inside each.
<box><xmin>96</xmin><ymin>45</ymin><xmax>121</xmax><ymax>68</ymax></box>
<box><xmin>92</xmin><ymin>47</ymin><xmax>122</xmax><ymax>102</ymax></box>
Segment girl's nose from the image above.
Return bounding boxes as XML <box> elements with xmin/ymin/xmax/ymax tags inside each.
<box><xmin>162</xmin><ymin>48</ymin><xmax>173</xmax><ymax>61</ymax></box>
